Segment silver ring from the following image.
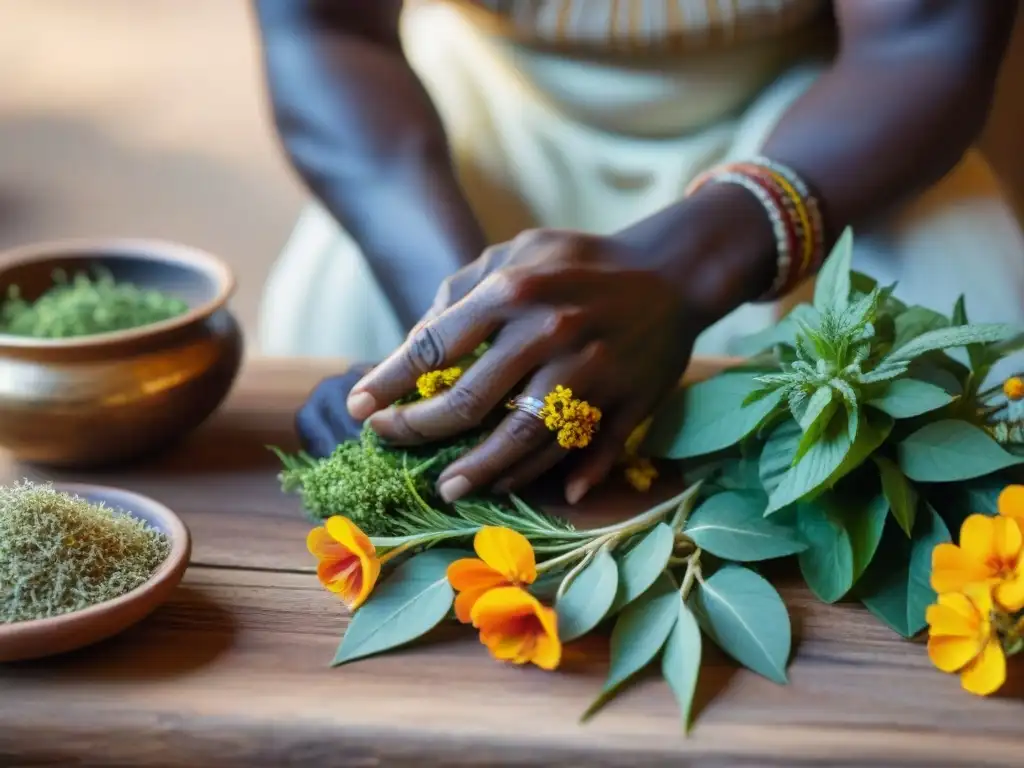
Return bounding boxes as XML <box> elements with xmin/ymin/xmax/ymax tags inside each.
<box><xmin>506</xmin><ymin>394</ymin><xmax>546</xmax><ymax>421</ymax></box>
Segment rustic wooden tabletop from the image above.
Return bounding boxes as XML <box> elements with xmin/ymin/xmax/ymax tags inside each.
<box><xmin>1</xmin><ymin>358</ymin><xmax>1022</xmax><ymax>767</ymax></box>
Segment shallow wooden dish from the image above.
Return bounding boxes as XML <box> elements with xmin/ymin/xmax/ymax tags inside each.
<box><xmin>0</xmin><ymin>483</ymin><xmax>191</xmax><ymax>662</ymax></box>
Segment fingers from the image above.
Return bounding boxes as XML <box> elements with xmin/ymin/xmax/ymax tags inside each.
<box><xmin>367</xmin><ymin>313</ymin><xmax>583</xmax><ymax>445</ymax></box>
<box><xmin>564</xmin><ymin>396</ymin><xmax>658</xmax><ymax>505</ymax></box>
<box><xmin>435</xmin><ymin>343</ymin><xmax>609</xmax><ymax>502</ymax></box>
<box><xmin>347</xmin><ymin>276</ymin><xmax>508</xmax><ymax>420</ymax></box>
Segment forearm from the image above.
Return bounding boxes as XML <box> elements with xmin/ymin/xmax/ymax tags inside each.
<box><xmin>619</xmin><ymin>0</ymin><xmax>1016</xmax><ymax>325</ymax></box>
<box><xmin>252</xmin><ymin>0</ymin><xmax>486</xmax><ymax>328</ymax></box>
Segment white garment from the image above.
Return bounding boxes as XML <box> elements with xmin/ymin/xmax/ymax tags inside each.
<box><xmin>259</xmin><ymin>3</ymin><xmax>1024</xmax><ymax>369</ymax></box>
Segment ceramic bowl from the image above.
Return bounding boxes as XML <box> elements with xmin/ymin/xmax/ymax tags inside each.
<box><xmin>0</xmin><ymin>238</ymin><xmax>243</xmax><ymax>467</ymax></box>
<box><xmin>0</xmin><ymin>483</ymin><xmax>191</xmax><ymax>662</ymax></box>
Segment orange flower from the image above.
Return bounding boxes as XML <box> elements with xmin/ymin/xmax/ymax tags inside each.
<box><xmin>931</xmin><ymin>514</ymin><xmax>1024</xmax><ymax>612</ymax></box>
<box><xmin>471</xmin><ymin>586</ymin><xmax>561</xmax><ymax>670</ymax></box>
<box><xmin>1003</xmin><ymin>377</ymin><xmax>1024</xmax><ymax>402</ymax></box>
<box><xmin>447</xmin><ymin>526</ymin><xmax>537</xmax><ymax>623</ymax></box>
<box><xmin>927</xmin><ymin>586</ymin><xmax>1006</xmax><ymax>696</ymax></box>
<box><xmin>307</xmin><ymin>516</ymin><xmax>381</xmax><ymax>611</ymax></box>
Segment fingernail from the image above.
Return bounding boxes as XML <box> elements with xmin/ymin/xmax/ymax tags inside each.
<box><xmin>566</xmin><ymin>478</ymin><xmax>590</xmax><ymax>505</ymax></box>
<box><xmin>439</xmin><ymin>475</ymin><xmax>472</xmax><ymax>503</ymax></box>
<box><xmin>347</xmin><ymin>391</ymin><xmax>377</xmax><ymax>420</ymax></box>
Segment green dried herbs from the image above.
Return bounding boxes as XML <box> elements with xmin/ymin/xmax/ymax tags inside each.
<box><xmin>1</xmin><ymin>481</ymin><xmax>171</xmax><ymax>624</ymax></box>
<box><xmin>0</xmin><ymin>268</ymin><xmax>189</xmax><ymax>339</ymax></box>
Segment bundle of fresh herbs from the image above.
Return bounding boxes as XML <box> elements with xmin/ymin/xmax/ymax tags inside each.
<box><xmin>1</xmin><ymin>481</ymin><xmax>170</xmax><ymax>623</ymax></box>
<box><xmin>0</xmin><ymin>267</ymin><xmax>189</xmax><ymax>339</ymax></box>
<box><xmin>276</xmin><ymin>228</ymin><xmax>1024</xmax><ymax>730</ymax></box>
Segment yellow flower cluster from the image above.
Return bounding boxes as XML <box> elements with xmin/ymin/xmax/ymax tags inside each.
<box><xmin>927</xmin><ymin>486</ymin><xmax>1024</xmax><ymax>695</ymax></box>
<box><xmin>540</xmin><ymin>385</ymin><xmax>602</xmax><ymax>450</ymax></box>
<box><xmin>1004</xmin><ymin>376</ymin><xmax>1024</xmax><ymax>402</ymax></box>
<box><xmin>416</xmin><ymin>366</ymin><xmax>463</xmax><ymax>399</ymax></box>
<box><xmin>622</xmin><ymin>418</ymin><xmax>658</xmax><ymax>492</ymax></box>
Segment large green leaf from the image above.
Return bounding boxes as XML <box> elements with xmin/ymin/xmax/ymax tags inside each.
<box><xmin>796</xmin><ymin>386</ymin><xmax>839</xmax><ymax>462</ymax></box>
<box><xmin>608</xmin><ymin>523</ymin><xmax>674</xmax><ymax>614</ymax></box>
<box><xmin>797</xmin><ymin>492</ymin><xmax>888</xmax><ymax>603</ymax></box>
<box><xmin>333</xmin><ymin>549</ymin><xmax>463</xmax><ymax>665</ymax></box>
<box><xmin>858</xmin><ymin>522</ymin><xmax>914</xmax><ymax>637</ymax></box>
<box><xmin>759</xmin><ymin>419</ymin><xmax>801</xmax><ymax>496</ymax></box>
<box><xmin>766</xmin><ymin>413</ymin><xmax>853</xmax><ymax>514</ymax></box>
<box><xmin>689</xmin><ymin>566</ymin><xmax>791</xmax><ymax>684</ymax></box>
<box><xmin>867</xmin><ymin>379</ymin><xmax>955</xmax><ymax>419</ymax></box>
<box><xmin>907</xmin><ymin>503</ymin><xmax>951</xmax><ymax>635</ymax></box>
<box><xmin>582</xmin><ymin>577</ymin><xmax>679</xmax><ymax>720</ymax></box>
<box><xmin>556</xmin><ymin>548</ymin><xmax>619</xmax><ymax>642</ymax></box>
<box><xmin>898</xmin><ymin>420</ymin><xmax>1024</xmax><ymax>482</ymax></box>
<box><xmin>644</xmin><ymin>374</ymin><xmax>784</xmax><ymax>459</ymax></box>
<box><xmin>893</xmin><ymin>307</ymin><xmax>949</xmax><ymax>350</ymax></box>
<box><xmin>886</xmin><ymin>324</ymin><xmax>1019</xmax><ymax>363</ymax></box>
<box><xmin>661</xmin><ymin>601</ymin><xmax>703</xmax><ymax>733</ymax></box>
<box><xmin>873</xmin><ymin>455</ymin><xmax>918</xmax><ymax>536</ymax></box>
<box><xmin>765</xmin><ymin>409</ymin><xmax>892</xmax><ymax>515</ymax></box>
<box><xmin>685</xmin><ymin>491</ymin><xmax>805</xmax><ymax>562</ymax></box>
<box><xmin>813</xmin><ymin>227</ymin><xmax>853</xmax><ymax>313</ymax></box>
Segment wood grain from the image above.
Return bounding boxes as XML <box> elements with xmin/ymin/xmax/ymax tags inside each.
<box><xmin>2</xmin><ymin>357</ymin><xmax>1022</xmax><ymax>767</ymax></box>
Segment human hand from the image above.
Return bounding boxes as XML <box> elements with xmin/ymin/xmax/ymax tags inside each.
<box><xmin>346</xmin><ymin>186</ymin><xmax>775</xmax><ymax>504</ymax></box>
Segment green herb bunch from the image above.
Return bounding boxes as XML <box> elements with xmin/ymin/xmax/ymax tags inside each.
<box><xmin>1</xmin><ymin>481</ymin><xmax>170</xmax><ymax>624</ymax></box>
<box><xmin>644</xmin><ymin>228</ymin><xmax>1024</xmax><ymax>637</ymax></box>
<box><xmin>0</xmin><ymin>267</ymin><xmax>189</xmax><ymax>339</ymax></box>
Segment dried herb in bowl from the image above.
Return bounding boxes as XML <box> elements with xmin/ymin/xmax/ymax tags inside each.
<box><xmin>0</xmin><ymin>268</ymin><xmax>189</xmax><ymax>339</ymax></box>
<box><xmin>0</xmin><ymin>481</ymin><xmax>171</xmax><ymax>624</ymax></box>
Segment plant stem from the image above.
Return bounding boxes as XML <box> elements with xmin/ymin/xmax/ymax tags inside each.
<box><xmin>679</xmin><ymin>549</ymin><xmax>702</xmax><ymax>601</ymax></box>
<box><xmin>554</xmin><ymin>548</ymin><xmax>597</xmax><ymax>602</ymax></box>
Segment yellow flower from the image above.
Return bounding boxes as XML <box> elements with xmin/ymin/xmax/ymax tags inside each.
<box><xmin>927</xmin><ymin>586</ymin><xmax>1006</xmax><ymax>696</ymax></box>
<box><xmin>416</xmin><ymin>367</ymin><xmax>463</xmax><ymax>399</ymax></box>
<box><xmin>931</xmin><ymin>514</ymin><xmax>1024</xmax><ymax>612</ymax></box>
<box><xmin>998</xmin><ymin>484</ymin><xmax>1024</xmax><ymax>525</ymax></box>
<box><xmin>447</xmin><ymin>526</ymin><xmax>537</xmax><ymax>623</ymax></box>
<box><xmin>540</xmin><ymin>386</ymin><xmax>602</xmax><ymax>449</ymax></box>
<box><xmin>624</xmin><ymin>418</ymin><xmax>652</xmax><ymax>457</ymax></box>
<box><xmin>624</xmin><ymin>458</ymin><xmax>658</xmax><ymax>492</ymax></box>
<box><xmin>1004</xmin><ymin>376</ymin><xmax>1024</xmax><ymax>401</ymax></box>
<box><xmin>307</xmin><ymin>516</ymin><xmax>381</xmax><ymax>611</ymax></box>
<box><xmin>471</xmin><ymin>586</ymin><xmax>561</xmax><ymax>670</ymax></box>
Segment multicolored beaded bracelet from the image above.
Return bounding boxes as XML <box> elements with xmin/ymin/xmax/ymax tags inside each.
<box><xmin>686</xmin><ymin>158</ymin><xmax>825</xmax><ymax>301</ymax></box>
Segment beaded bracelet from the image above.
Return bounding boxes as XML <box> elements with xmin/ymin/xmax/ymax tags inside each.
<box><xmin>686</xmin><ymin>158</ymin><xmax>825</xmax><ymax>301</ymax></box>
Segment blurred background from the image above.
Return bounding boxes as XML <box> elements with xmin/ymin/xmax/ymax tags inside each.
<box><xmin>1</xmin><ymin>0</ymin><xmax>1022</xmax><ymax>351</ymax></box>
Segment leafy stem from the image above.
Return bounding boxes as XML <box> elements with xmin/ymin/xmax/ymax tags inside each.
<box><xmin>679</xmin><ymin>549</ymin><xmax>702</xmax><ymax>601</ymax></box>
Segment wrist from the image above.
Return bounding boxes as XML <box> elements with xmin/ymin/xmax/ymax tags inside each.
<box><xmin>618</xmin><ymin>182</ymin><xmax>778</xmax><ymax>326</ymax></box>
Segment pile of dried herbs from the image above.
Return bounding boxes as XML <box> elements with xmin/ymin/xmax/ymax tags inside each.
<box><xmin>1</xmin><ymin>481</ymin><xmax>171</xmax><ymax>624</ymax></box>
<box><xmin>0</xmin><ymin>267</ymin><xmax>189</xmax><ymax>339</ymax></box>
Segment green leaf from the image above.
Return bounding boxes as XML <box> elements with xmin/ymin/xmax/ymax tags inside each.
<box><xmin>708</xmin><ymin>458</ymin><xmax>764</xmax><ymax>493</ymax></box>
<box><xmin>759</xmin><ymin>419</ymin><xmax>801</xmax><ymax>496</ymax></box>
<box><xmin>689</xmin><ymin>565</ymin><xmax>791</xmax><ymax>684</ymax></box>
<box><xmin>893</xmin><ymin>307</ymin><xmax>949</xmax><ymax>350</ymax></box>
<box><xmin>867</xmin><ymin>378</ymin><xmax>955</xmax><ymax>419</ymax></box>
<box><xmin>952</xmin><ymin>295</ymin><xmax>968</xmax><ymax>327</ymax></box>
<box><xmin>333</xmin><ymin>549</ymin><xmax>463</xmax><ymax>665</ymax></box>
<box><xmin>797</xmin><ymin>492</ymin><xmax>888</xmax><ymax>603</ymax></box>
<box><xmin>661</xmin><ymin>601</ymin><xmax>703</xmax><ymax>733</ymax></box>
<box><xmin>907</xmin><ymin>503</ymin><xmax>951</xmax><ymax>635</ymax></box>
<box><xmin>929</xmin><ymin>476</ymin><xmax>1003</xmax><ymax>532</ymax></box>
<box><xmin>583</xmin><ymin>577</ymin><xmax>679</xmax><ymax>720</ymax></box>
<box><xmin>608</xmin><ymin>523</ymin><xmax>674</xmax><ymax>614</ymax></box>
<box><xmin>886</xmin><ymin>324</ymin><xmax>1019</xmax><ymax>363</ymax></box>
<box><xmin>644</xmin><ymin>374</ymin><xmax>785</xmax><ymax>459</ymax></box>
<box><xmin>765</xmin><ymin>408</ymin><xmax>894</xmax><ymax>515</ymax></box>
<box><xmin>813</xmin><ymin>227</ymin><xmax>853</xmax><ymax>313</ymax></box>
<box><xmin>795</xmin><ymin>386</ymin><xmax>838</xmax><ymax>462</ymax></box>
<box><xmin>858</xmin><ymin>521</ymin><xmax>914</xmax><ymax>637</ymax></box>
<box><xmin>685</xmin><ymin>491</ymin><xmax>805</xmax><ymax>562</ymax></box>
<box><xmin>873</xmin><ymin>456</ymin><xmax>918</xmax><ymax>536</ymax></box>
<box><xmin>556</xmin><ymin>548</ymin><xmax>619</xmax><ymax>642</ymax></box>
<box><xmin>898</xmin><ymin>420</ymin><xmax>1024</xmax><ymax>482</ymax></box>
<box><xmin>952</xmin><ymin>295</ymin><xmax>987</xmax><ymax>372</ymax></box>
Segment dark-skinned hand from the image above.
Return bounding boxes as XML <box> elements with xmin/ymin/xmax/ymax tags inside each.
<box><xmin>345</xmin><ymin>227</ymin><xmax>699</xmax><ymax>506</ymax></box>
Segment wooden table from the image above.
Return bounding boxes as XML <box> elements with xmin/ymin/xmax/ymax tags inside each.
<box><xmin>1</xmin><ymin>358</ymin><xmax>1022</xmax><ymax>767</ymax></box>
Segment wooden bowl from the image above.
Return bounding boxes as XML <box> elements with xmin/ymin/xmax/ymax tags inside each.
<box><xmin>0</xmin><ymin>483</ymin><xmax>191</xmax><ymax>663</ymax></box>
<box><xmin>0</xmin><ymin>239</ymin><xmax>243</xmax><ymax>467</ymax></box>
